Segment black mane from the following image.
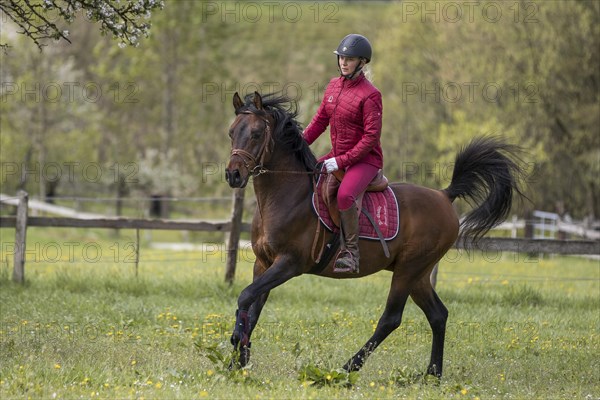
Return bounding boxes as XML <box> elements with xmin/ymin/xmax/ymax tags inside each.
<box><xmin>239</xmin><ymin>93</ymin><xmax>317</xmax><ymax>171</ymax></box>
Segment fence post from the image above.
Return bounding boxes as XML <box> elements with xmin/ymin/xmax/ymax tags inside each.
<box><xmin>13</xmin><ymin>190</ymin><xmax>28</xmax><ymax>284</ymax></box>
<box><xmin>225</xmin><ymin>188</ymin><xmax>245</xmax><ymax>284</ymax></box>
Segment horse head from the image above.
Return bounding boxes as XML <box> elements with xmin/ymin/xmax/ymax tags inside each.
<box><xmin>225</xmin><ymin>92</ymin><xmax>274</xmax><ymax>188</ymax></box>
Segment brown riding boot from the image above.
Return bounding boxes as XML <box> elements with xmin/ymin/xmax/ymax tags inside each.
<box><xmin>334</xmin><ymin>206</ymin><xmax>360</xmax><ymax>274</ymax></box>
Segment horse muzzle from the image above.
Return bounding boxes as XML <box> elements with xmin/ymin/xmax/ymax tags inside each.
<box><xmin>225</xmin><ymin>167</ymin><xmax>249</xmax><ymax>188</ymax></box>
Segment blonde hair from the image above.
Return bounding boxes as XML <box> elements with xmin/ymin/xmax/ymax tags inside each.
<box><xmin>363</xmin><ymin>64</ymin><xmax>373</xmax><ymax>82</ymax></box>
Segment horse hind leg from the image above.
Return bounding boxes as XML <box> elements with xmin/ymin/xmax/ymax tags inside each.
<box><xmin>343</xmin><ymin>276</ymin><xmax>411</xmax><ymax>372</ymax></box>
<box><xmin>410</xmin><ymin>276</ymin><xmax>448</xmax><ymax>378</ymax></box>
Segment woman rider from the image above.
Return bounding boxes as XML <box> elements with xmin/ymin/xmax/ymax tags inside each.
<box><xmin>303</xmin><ymin>33</ymin><xmax>384</xmax><ymax>274</ymax></box>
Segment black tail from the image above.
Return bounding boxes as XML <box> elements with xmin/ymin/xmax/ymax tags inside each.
<box><xmin>444</xmin><ymin>136</ymin><xmax>527</xmax><ymax>243</ymax></box>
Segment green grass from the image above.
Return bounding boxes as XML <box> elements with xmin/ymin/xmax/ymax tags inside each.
<box><xmin>0</xmin><ymin>227</ymin><xmax>599</xmax><ymax>399</ymax></box>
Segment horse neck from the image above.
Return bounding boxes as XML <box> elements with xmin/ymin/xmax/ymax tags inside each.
<box><xmin>252</xmin><ymin>149</ymin><xmax>313</xmax><ymax>210</ymax></box>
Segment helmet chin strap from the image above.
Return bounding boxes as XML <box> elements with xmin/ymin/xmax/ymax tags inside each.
<box><xmin>342</xmin><ymin>65</ymin><xmax>363</xmax><ymax>80</ymax></box>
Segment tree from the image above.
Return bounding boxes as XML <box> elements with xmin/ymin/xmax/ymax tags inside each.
<box><xmin>373</xmin><ymin>1</ymin><xmax>599</xmax><ymax>218</ymax></box>
<box><xmin>0</xmin><ymin>0</ymin><xmax>163</xmax><ymax>51</ymax></box>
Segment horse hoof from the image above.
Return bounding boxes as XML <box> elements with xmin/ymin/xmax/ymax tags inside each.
<box><xmin>228</xmin><ymin>344</ymin><xmax>251</xmax><ymax>371</ymax></box>
<box><xmin>239</xmin><ymin>345</ymin><xmax>251</xmax><ymax>366</ymax></box>
<box><xmin>342</xmin><ymin>360</ymin><xmax>362</xmax><ymax>372</ymax></box>
<box><xmin>228</xmin><ymin>359</ymin><xmax>237</xmax><ymax>371</ymax></box>
<box><xmin>426</xmin><ymin>364</ymin><xmax>442</xmax><ymax>378</ymax></box>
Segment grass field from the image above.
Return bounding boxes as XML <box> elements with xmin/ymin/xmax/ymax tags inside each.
<box><xmin>0</xmin><ymin>227</ymin><xmax>599</xmax><ymax>399</ymax></box>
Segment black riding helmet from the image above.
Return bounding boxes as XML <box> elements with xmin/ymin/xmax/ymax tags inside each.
<box><xmin>333</xmin><ymin>34</ymin><xmax>372</xmax><ymax>79</ymax></box>
<box><xmin>333</xmin><ymin>33</ymin><xmax>372</xmax><ymax>63</ymax></box>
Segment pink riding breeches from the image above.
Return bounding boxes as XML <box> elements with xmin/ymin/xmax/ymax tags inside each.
<box><xmin>337</xmin><ymin>162</ymin><xmax>380</xmax><ymax>211</ymax></box>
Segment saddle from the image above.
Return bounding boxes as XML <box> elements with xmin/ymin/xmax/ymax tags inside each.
<box><xmin>322</xmin><ymin>169</ymin><xmax>389</xmax><ymax>227</ymax></box>
<box><xmin>310</xmin><ymin>168</ymin><xmax>399</xmax><ymax>268</ymax></box>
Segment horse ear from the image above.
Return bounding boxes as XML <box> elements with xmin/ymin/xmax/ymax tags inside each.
<box><xmin>253</xmin><ymin>91</ymin><xmax>263</xmax><ymax>110</ymax></box>
<box><xmin>233</xmin><ymin>92</ymin><xmax>244</xmax><ymax>111</ymax></box>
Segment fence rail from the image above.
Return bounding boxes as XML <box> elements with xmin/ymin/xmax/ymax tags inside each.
<box><xmin>454</xmin><ymin>237</ymin><xmax>599</xmax><ymax>255</ymax></box>
<box><xmin>488</xmin><ymin>216</ymin><xmax>600</xmax><ymax>240</ymax></box>
<box><xmin>1</xmin><ymin>190</ymin><xmax>249</xmax><ymax>284</ymax></box>
<box><xmin>1</xmin><ymin>191</ymin><xmax>599</xmax><ymax>285</ymax></box>
<box><xmin>0</xmin><ymin>215</ymin><xmax>251</xmax><ymax>232</ymax></box>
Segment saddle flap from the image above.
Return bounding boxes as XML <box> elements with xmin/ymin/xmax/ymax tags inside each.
<box><xmin>322</xmin><ymin>173</ymin><xmax>341</xmax><ymax>227</ymax></box>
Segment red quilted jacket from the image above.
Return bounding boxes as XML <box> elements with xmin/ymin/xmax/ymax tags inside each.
<box><xmin>303</xmin><ymin>72</ymin><xmax>383</xmax><ymax>169</ymax></box>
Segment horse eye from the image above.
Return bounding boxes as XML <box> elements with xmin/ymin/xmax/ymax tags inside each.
<box><xmin>228</xmin><ymin>129</ymin><xmax>234</xmax><ymax>138</ymax></box>
<box><xmin>251</xmin><ymin>129</ymin><xmax>262</xmax><ymax>139</ymax></box>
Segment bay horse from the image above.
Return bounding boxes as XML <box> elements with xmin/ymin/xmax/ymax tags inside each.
<box><xmin>225</xmin><ymin>91</ymin><xmax>525</xmax><ymax>377</ymax></box>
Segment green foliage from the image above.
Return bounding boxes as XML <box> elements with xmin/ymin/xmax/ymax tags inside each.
<box><xmin>293</xmin><ymin>342</ymin><xmax>359</xmax><ymax>387</ymax></box>
<box><xmin>298</xmin><ymin>363</ymin><xmax>359</xmax><ymax>387</ymax></box>
<box><xmin>1</xmin><ymin>1</ymin><xmax>598</xmax><ymax>217</ymax></box>
<box><xmin>374</xmin><ymin>0</ymin><xmax>599</xmax><ymax>217</ymax></box>
<box><xmin>0</xmin><ymin>0</ymin><xmax>164</xmax><ymax>50</ymax></box>
<box><xmin>389</xmin><ymin>365</ymin><xmax>436</xmax><ymax>387</ymax></box>
<box><xmin>194</xmin><ymin>342</ymin><xmax>259</xmax><ymax>385</ymax></box>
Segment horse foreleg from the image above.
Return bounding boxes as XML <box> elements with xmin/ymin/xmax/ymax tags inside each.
<box><xmin>231</xmin><ymin>291</ymin><xmax>271</xmax><ymax>368</ymax></box>
<box><xmin>230</xmin><ymin>255</ymin><xmax>299</xmax><ymax>367</ymax></box>
<box><xmin>343</xmin><ymin>277</ymin><xmax>410</xmax><ymax>372</ymax></box>
<box><xmin>410</xmin><ymin>277</ymin><xmax>448</xmax><ymax>378</ymax></box>
<box><xmin>248</xmin><ymin>291</ymin><xmax>270</xmax><ymax>335</ymax></box>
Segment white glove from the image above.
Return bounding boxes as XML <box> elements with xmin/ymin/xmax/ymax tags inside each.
<box><xmin>323</xmin><ymin>158</ymin><xmax>339</xmax><ymax>173</ymax></box>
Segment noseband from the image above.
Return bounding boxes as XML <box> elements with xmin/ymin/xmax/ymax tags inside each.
<box><xmin>230</xmin><ymin>110</ymin><xmax>274</xmax><ymax>176</ymax></box>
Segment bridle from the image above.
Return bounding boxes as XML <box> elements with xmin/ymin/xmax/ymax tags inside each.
<box><xmin>229</xmin><ymin>110</ymin><xmax>325</xmax><ymax>177</ymax></box>
<box><xmin>230</xmin><ymin>110</ymin><xmax>274</xmax><ymax>177</ymax></box>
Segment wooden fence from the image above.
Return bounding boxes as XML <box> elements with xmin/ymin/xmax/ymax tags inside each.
<box><xmin>0</xmin><ymin>190</ymin><xmax>250</xmax><ymax>284</ymax></box>
<box><xmin>1</xmin><ymin>190</ymin><xmax>599</xmax><ymax>285</ymax></box>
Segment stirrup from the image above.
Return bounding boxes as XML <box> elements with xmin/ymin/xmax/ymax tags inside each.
<box><xmin>333</xmin><ymin>250</ymin><xmax>359</xmax><ymax>274</ymax></box>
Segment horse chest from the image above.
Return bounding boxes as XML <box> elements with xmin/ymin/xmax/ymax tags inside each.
<box><xmin>252</xmin><ymin>236</ymin><xmax>280</xmax><ymax>264</ymax></box>
<box><xmin>252</xmin><ymin>215</ymin><xmax>301</xmax><ymax>262</ymax></box>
